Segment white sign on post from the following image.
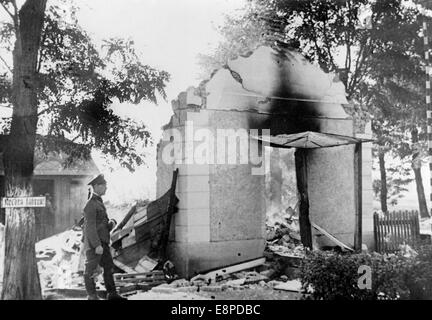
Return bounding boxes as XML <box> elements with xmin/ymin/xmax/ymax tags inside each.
<box><xmin>0</xmin><ymin>197</ymin><xmax>46</xmax><ymax>208</ymax></box>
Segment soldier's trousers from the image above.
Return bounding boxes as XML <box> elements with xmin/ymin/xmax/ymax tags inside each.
<box><xmin>84</xmin><ymin>243</ymin><xmax>117</xmax><ymax>295</ymax></box>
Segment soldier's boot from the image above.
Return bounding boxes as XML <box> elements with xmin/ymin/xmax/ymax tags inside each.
<box><xmin>84</xmin><ymin>274</ymin><xmax>100</xmax><ymax>300</ymax></box>
<box><xmin>106</xmin><ymin>292</ymin><xmax>127</xmax><ymax>300</ymax></box>
<box><xmin>103</xmin><ymin>269</ymin><xmax>127</xmax><ymax>300</ymax></box>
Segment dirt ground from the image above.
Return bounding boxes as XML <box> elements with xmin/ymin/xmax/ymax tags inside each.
<box><xmin>45</xmin><ymin>286</ymin><xmax>302</xmax><ymax>300</ymax></box>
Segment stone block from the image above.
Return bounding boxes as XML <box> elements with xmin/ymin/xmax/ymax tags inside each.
<box><xmin>175</xmin><ymin>163</ymin><xmax>209</xmax><ymax>176</ymax></box>
<box><xmin>186</xmin><ymin>87</ymin><xmax>203</xmax><ymax>107</ymax></box>
<box><xmin>188</xmin><ymin>209</ymin><xmax>210</xmax><ymax>227</ymax></box>
<box><xmin>177</xmin><ymin>191</ymin><xmax>210</xmax><ymax>210</ymax></box>
<box><xmin>187</xmin><ymin>110</ymin><xmax>209</xmax><ymax>126</ymax></box>
<box><xmin>175</xmin><ymin>208</ymin><xmax>210</xmax><ymax>227</ymax></box>
<box><xmin>174</xmin><ymin>209</ymin><xmax>188</xmax><ymax>227</ymax></box>
<box><xmin>188</xmin><ymin>225</ymin><xmax>210</xmax><ymax>242</ymax></box>
<box><xmin>177</xmin><ymin>175</ymin><xmax>210</xmax><ymax>193</ymax></box>
<box><xmin>175</xmin><ymin>225</ymin><xmax>188</xmax><ymax>243</ymax></box>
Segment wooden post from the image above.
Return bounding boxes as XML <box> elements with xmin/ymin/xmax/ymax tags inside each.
<box><xmin>295</xmin><ymin>149</ymin><xmax>313</xmax><ymax>249</ymax></box>
<box><xmin>354</xmin><ymin>142</ymin><xmax>362</xmax><ymax>251</ymax></box>
<box><xmin>159</xmin><ymin>168</ymin><xmax>179</xmax><ymax>261</ymax></box>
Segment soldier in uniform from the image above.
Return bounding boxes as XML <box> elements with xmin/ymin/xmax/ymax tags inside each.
<box><xmin>83</xmin><ymin>174</ymin><xmax>126</xmax><ymax>300</ymax></box>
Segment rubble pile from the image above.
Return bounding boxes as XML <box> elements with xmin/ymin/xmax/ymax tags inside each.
<box><xmin>140</xmin><ymin>268</ymin><xmax>304</xmax><ymax>297</ymax></box>
<box><xmin>265</xmin><ymin>207</ymin><xmax>305</xmax><ymax>258</ymax></box>
<box><xmin>36</xmin><ymin>227</ymin><xmax>89</xmax><ymax>290</ymax></box>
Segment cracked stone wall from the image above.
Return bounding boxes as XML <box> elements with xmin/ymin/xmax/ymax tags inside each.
<box><xmin>157</xmin><ymin>46</ymin><xmax>373</xmax><ymax>277</ymax></box>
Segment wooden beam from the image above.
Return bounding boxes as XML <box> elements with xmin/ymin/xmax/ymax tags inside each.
<box><xmin>295</xmin><ymin>149</ymin><xmax>313</xmax><ymax>249</ymax></box>
<box><xmin>158</xmin><ymin>168</ymin><xmax>179</xmax><ymax>260</ymax></box>
<box><xmin>112</xmin><ymin>204</ymin><xmax>137</xmax><ymax>233</ymax></box>
<box><xmin>354</xmin><ymin>142</ymin><xmax>362</xmax><ymax>251</ymax></box>
<box><xmin>312</xmin><ymin>222</ymin><xmax>354</xmax><ymax>252</ymax></box>
<box><xmin>190</xmin><ymin>257</ymin><xmax>266</xmax><ymax>283</ymax></box>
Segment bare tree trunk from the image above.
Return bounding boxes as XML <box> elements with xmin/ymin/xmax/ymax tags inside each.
<box><xmin>1</xmin><ymin>0</ymin><xmax>47</xmax><ymax>300</ymax></box>
<box><xmin>378</xmin><ymin>150</ymin><xmax>388</xmax><ymax>213</ymax></box>
<box><xmin>411</xmin><ymin>127</ymin><xmax>429</xmax><ymax>218</ymax></box>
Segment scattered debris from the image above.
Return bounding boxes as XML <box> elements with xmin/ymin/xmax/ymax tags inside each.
<box><xmin>36</xmin><ymin>227</ymin><xmax>85</xmax><ymax>291</ymax></box>
<box><xmin>134</xmin><ymin>256</ymin><xmax>158</xmax><ymax>273</ymax></box>
<box><xmin>398</xmin><ymin>244</ymin><xmax>418</xmax><ymax>258</ymax></box>
<box><xmin>190</xmin><ymin>257</ymin><xmax>266</xmax><ymax>283</ymax></box>
<box><xmin>265</xmin><ymin>207</ymin><xmax>306</xmax><ymax>259</ymax></box>
<box><xmin>273</xmin><ymin>279</ymin><xmax>302</xmax><ymax>292</ymax></box>
<box><xmin>267</xmin><ymin>244</ymin><xmax>305</xmax><ymax>258</ymax></box>
<box><xmin>114</xmin><ymin>270</ymin><xmax>168</xmax><ymax>294</ymax></box>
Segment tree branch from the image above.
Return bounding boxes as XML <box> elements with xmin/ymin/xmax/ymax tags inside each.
<box><xmin>345</xmin><ymin>0</ymin><xmax>352</xmax><ymax>72</ymax></box>
<box><xmin>322</xmin><ymin>12</ymin><xmax>337</xmax><ymax>71</ymax></box>
<box><xmin>70</xmin><ymin>135</ymin><xmax>80</xmax><ymax>143</ymax></box>
<box><xmin>0</xmin><ymin>55</ymin><xmax>12</xmax><ymax>73</ymax></box>
<box><xmin>348</xmin><ymin>35</ymin><xmax>369</xmax><ymax>97</ymax></box>
<box><xmin>307</xmin><ymin>3</ymin><xmax>326</xmax><ymax>70</ymax></box>
<box><xmin>0</xmin><ymin>2</ymin><xmax>14</xmax><ymax>22</ymax></box>
<box><xmin>1</xmin><ymin>0</ymin><xmax>19</xmax><ymax>31</ymax></box>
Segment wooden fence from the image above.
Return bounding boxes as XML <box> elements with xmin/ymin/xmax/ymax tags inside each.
<box><xmin>373</xmin><ymin>211</ymin><xmax>420</xmax><ymax>253</ymax></box>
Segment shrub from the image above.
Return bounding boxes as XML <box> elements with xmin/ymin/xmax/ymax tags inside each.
<box><xmin>298</xmin><ymin>247</ymin><xmax>432</xmax><ymax>300</ymax></box>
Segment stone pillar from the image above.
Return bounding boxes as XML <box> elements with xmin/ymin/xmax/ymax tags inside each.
<box><xmin>157</xmin><ymin>99</ymin><xmax>267</xmax><ymax>277</ymax></box>
<box><xmin>355</xmin><ymin>122</ymin><xmax>374</xmax><ymax>250</ymax></box>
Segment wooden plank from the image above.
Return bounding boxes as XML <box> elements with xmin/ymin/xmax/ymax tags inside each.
<box><xmin>113</xmin><ymin>259</ymin><xmax>136</xmax><ymax>274</ymax></box>
<box><xmin>158</xmin><ymin>169</ymin><xmax>179</xmax><ymax>260</ymax></box>
<box><xmin>312</xmin><ymin>223</ymin><xmax>354</xmax><ymax>252</ymax></box>
<box><xmin>408</xmin><ymin>211</ymin><xmax>412</xmax><ymax>245</ymax></box>
<box><xmin>378</xmin><ymin>213</ymin><xmax>383</xmax><ymax>253</ymax></box>
<box><xmin>387</xmin><ymin>212</ymin><xmax>394</xmax><ymax>251</ymax></box>
<box><xmin>404</xmin><ymin>211</ymin><xmax>409</xmax><ymax>245</ymax></box>
<box><xmin>295</xmin><ymin>149</ymin><xmax>312</xmax><ymax>249</ymax></box>
<box><xmin>379</xmin><ymin>214</ymin><xmax>384</xmax><ymax>253</ymax></box>
<box><xmin>373</xmin><ymin>213</ymin><xmax>379</xmax><ymax>252</ymax></box>
<box><xmin>114</xmin><ymin>270</ymin><xmax>164</xmax><ymax>279</ymax></box>
<box><xmin>377</xmin><ymin>214</ymin><xmax>384</xmax><ymax>252</ymax></box>
<box><xmin>112</xmin><ymin>204</ymin><xmax>137</xmax><ymax>233</ymax></box>
<box><xmin>190</xmin><ymin>257</ymin><xmax>266</xmax><ymax>283</ymax></box>
<box><xmin>115</xmin><ymin>274</ymin><xmax>165</xmax><ymax>281</ymax></box>
<box><xmin>354</xmin><ymin>142</ymin><xmax>362</xmax><ymax>251</ymax></box>
<box><xmin>404</xmin><ymin>211</ymin><xmax>408</xmax><ymax>245</ymax></box>
<box><xmin>115</xmin><ymin>277</ymin><xmax>165</xmax><ymax>284</ymax></box>
<box><xmin>415</xmin><ymin>211</ymin><xmax>420</xmax><ymax>244</ymax></box>
<box><xmin>396</xmin><ymin>211</ymin><xmax>401</xmax><ymax>250</ymax></box>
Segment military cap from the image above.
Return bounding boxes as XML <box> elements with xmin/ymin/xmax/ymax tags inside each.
<box><xmin>87</xmin><ymin>174</ymin><xmax>107</xmax><ymax>186</ymax></box>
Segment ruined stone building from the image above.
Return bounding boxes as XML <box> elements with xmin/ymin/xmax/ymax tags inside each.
<box><xmin>156</xmin><ymin>46</ymin><xmax>373</xmax><ymax>277</ymax></box>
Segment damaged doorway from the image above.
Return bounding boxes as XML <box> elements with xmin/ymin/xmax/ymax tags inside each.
<box><xmin>260</xmin><ymin>131</ymin><xmax>373</xmax><ymax>253</ymax></box>
<box><xmin>265</xmin><ymin>147</ymin><xmax>328</xmax><ymax>254</ymax></box>
<box><xmin>265</xmin><ymin>147</ymin><xmax>303</xmax><ymax>256</ymax></box>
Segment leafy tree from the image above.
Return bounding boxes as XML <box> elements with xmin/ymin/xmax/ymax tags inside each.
<box><xmin>0</xmin><ymin>0</ymin><xmax>169</xmax><ymax>299</ymax></box>
<box><xmin>372</xmin><ymin>154</ymin><xmax>414</xmax><ymax>207</ymax></box>
<box><xmin>200</xmin><ymin>0</ymin><xmax>429</xmax><ymax>216</ymax></box>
